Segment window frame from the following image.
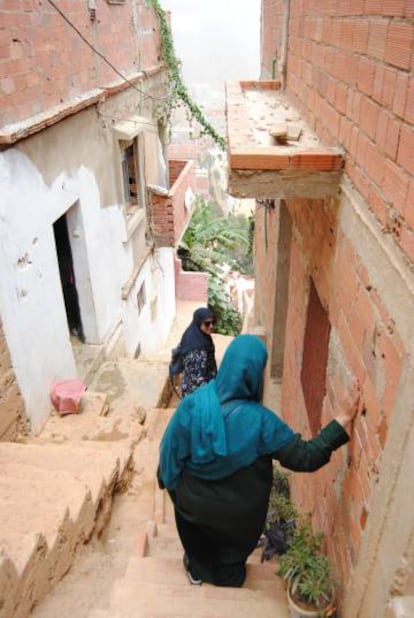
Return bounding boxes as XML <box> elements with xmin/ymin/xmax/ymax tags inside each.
<box><xmin>119</xmin><ymin>134</ymin><xmax>146</xmax><ymax>216</ymax></box>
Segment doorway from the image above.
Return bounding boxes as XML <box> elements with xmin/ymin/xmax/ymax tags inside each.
<box><xmin>54</xmin><ymin>213</ymin><xmax>85</xmax><ymax>343</ymax></box>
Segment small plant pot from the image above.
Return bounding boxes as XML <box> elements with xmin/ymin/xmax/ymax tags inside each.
<box><xmin>287</xmin><ymin>582</ymin><xmax>335</xmax><ymax>618</ymax></box>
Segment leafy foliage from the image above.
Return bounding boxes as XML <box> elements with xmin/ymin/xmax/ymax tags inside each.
<box><xmin>146</xmin><ymin>0</ymin><xmax>226</xmax><ymax>149</ymax></box>
<box><xmin>179</xmin><ymin>197</ymin><xmax>248</xmax><ymax>336</ymax></box>
<box><xmin>260</xmin><ymin>467</ymin><xmax>297</xmax><ymax>561</ymax></box>
<box><xmin>278</xmin><ymin>519</ymin><xmax>335</xmax><ymax>611</ymax></box>
<box><xmin>207</xmin><ymin>277</ymin><xmax>242</xmax><ymax>336</ymax></box>
<box><xmin>180</xmin><ymin>197</ymin><xmax>250</xmax><ymax>271</ymax></box>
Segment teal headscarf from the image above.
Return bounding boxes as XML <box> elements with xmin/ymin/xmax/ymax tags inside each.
<box><xmin>159</xmin><ymin>334</ymin><xmax>294</xmax><ymax>489</ymax></box>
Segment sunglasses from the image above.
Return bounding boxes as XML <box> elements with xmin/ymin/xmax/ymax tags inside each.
<box><xmin>203</xmin><ymin>320</ymin><xmax>215</xmax><ymax>327</ymax></box>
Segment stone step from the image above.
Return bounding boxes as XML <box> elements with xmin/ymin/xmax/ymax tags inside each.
<box><xmin>109</xmin><ymin>579</ymin><xmax>288</xmax><ymax>618</ymax></box>
<box><xmin>0</xmin><ymin>440</ymin><xmax>134</xmax><ymax>618</ymax></box>
<box><xmin>0</xmin><ymin>441</ymin><xmax>133</xmax><ymax>502</ymax></box>
<box><xmin>124</xmin><ymin>555</ymin><xmax>282</xmax><ymax>593</ymax></box>
<box><xmin>145</xmin><ymin>407</ymin><xmax>175</xmax><ymax>442</ymax></box>
<box><xmin>0</xmin><ymin>473</ymin><xmax>92</xmax><ymax>548</ymax></box>
<box><xmin>87</xmin><ymin>610</ymin><xmax>111</xmax><ymax>618</ymax></box>
<box><xmin>147</xmin><ymin>531</ymin><xmax>182</xmax><ymax>559</ymax></box>
<box><xmin>34</xmin><ymin>401</ymin><xmax>146</xmax><ymax>445</ymax></box>
<box><xmin>87</xmin><ymin>359</ymin><xmax>171</xmax><ymax>411</ymax></box>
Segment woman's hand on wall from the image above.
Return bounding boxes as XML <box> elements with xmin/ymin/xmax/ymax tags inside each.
<box><xmin>334</xmin><ymin>377</ymin><xmax>361</xmax><ymax>432</ymax></box>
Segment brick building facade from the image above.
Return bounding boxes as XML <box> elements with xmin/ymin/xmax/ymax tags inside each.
<box><xmin>227</xmin><ymin>2</ymin><xmax>414</xmax><ymax>616</ymax></box>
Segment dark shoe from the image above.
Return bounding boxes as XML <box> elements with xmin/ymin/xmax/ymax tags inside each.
<box><xmin>183</xmin><ymin>554</ymin><xmax>202</xmax><ymax>585</ymax></box>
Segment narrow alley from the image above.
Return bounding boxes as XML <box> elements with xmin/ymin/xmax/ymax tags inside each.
<box><xmin>1</xmin><ymin>2</ymin><xmax>414</xmax><ymax>617</ymax></box>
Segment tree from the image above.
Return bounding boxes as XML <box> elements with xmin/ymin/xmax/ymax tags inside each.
<box><xmin>179</xmin><ymin>197</ymin><xmax>250</xmax><ymax>335</ymax></box>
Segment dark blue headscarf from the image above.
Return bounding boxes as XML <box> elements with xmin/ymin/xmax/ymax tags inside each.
<box><xmin>180</xmin><ymin>307</ymin><xmax>215</xmax><ymax>355</ymax></box>
<box><xmin>159</xmin><ymin>334</ymin><xmax>295</xmax><ymax>489</ymax></box>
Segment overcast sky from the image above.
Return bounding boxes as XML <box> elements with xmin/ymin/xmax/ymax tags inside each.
<box><xmin>161</xmin><ymin>0</ymin><xmax>261</xmax><ymax>101</ymax></box>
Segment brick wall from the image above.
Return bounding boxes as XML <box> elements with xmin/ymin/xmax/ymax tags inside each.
<box><xmin>257</xmin><ymin>1</ymin><xmax>414</xmax><ymax>612</ymax></box>
<box><xmin>260</xmin><ymin>0</ymin><xmax>286</xmax><ymax>78</ymax></box>
<box><xmin>255</xmin><ymin>191</ymin><xmax>407</xmax><ymax>597</ymax></box>
<box><xmin>167</xmin><ymin>143</ymin><xmax>215</xmax><ymax>197</ymax></box>
<box><xmin>0</xmin><ymin>0</ymin><xmax>161</xmax><ymax>128</ymax></box>
<box><xmin>262</xmin><ymin>0</ymin><xmax>414</xmax><ymax>266</ymax></box>
<box><xmin>0</xmin><ymin>321</ymin><xmax>27</xmax><ymax>441</ymax></box>
<box><xmin>174</xmin><ymin>256</ymin><xmax>208</xmax><ymax>302</ymax></box>
<box><xmin>149</xmin><ymin>159</ymin><xmax>195</xmax><ymax>246</ymax></box>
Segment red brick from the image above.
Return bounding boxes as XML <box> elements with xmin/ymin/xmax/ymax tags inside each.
<box><xmin>364</xmin><ymin>0</ymin><xmax>384</xmax><ymax>14</ymax></box>
<box><xmin>347</xmin><ymin>89</ymin><xmax>362</xmax><ymax>123</ymax></box>
<box><xmin>372</xmin><ymin>65</ymin><xmax>385</xmax><ymax>103</ymax></box>
<box><xmin>382</xmin><ymin>0</ymin><xmax>406</xmax><ymax>16</ymax></box>
<box><xmin>368</xmin><ymin>19</ymin><xmax>388</xmax><ymax>60</ymax></box>
<box><xmin>360</xmin><ymin>95</ymin><xmax>379</xmax><ymax>140</ymax></box>
<box><xmin>361</xmin><ymin>376</ymin><xmax>383</xmax><ymax>435</ymax></box>
<box><xmin>357</xmin><ymin>56</ymin><xmax>376</xmax><ymax>96</ymax></box>
<box><xmin>393</xmin><ymin>71</ymin><xmax>409</xmax><ymax>118</ymax></box>
<box><xmin>405</xmin><ymin>180</ymin><xmax>414</xmax><ymax>229</ymax></box>
<box><xmin>0</xmin><ymin>0</ymin><xmax>163</xmax><ymax>128</ymax></box>
<box><xmin>368</xmin><ymin>186</ymin><xmax>389</xmax><ymax>229</ymax></box>
<box><xmin>382</xmin><ymin>158</ymin><xmax>409</xmax><ymax>210</ymax></box>
<box><xmin>339</xmin><ymin>115</ymin><xmax>353</xmax><ymax>150</ymax></box>
<box><xmin>376</xmin><ymin>110</ymin><xmax>400</xmax><ymax>160</ymax></box>
<box><xmin>0</xmin><ymin>30</ymin><xmax>12</xmax><ymax>47</ymax></box>
<box><xmin>397</xmin><ymin>123</ymin><xmax>414</xmax><ymax>175</ymax></box>
<box><xmin>385</xmin><ymin>21</ymin><xmax>414</xmax><ymax>69</ymax></box>
<box><xmin>405</xmin><ymin>77</ymin><xmax>414</xmax><ymax>124</ymax></box>
<box><xmin>290</xmin><ymin>149</ymin><xmax>343</xmax><ymax>170</ymax></box>
<box><xmin>230</xmin><ymin>148</ymin><xmax>290</xmax><ymax>170</ymax></box>
<box><xmin>348</xmin><ymin>287</ymin><xmax>375</xmax><ymax>349</ymax></box>
<box><xmin>382</xmin><ymin>67</ymin><xmax>398</xmax><ymax>107</ymax></box>
<box><xmin>353</xmin><ymin>19</ymin><xmax>369</xmax><ymax>54</ymax></box>
<box><xmin>358</xmin><ymin>132</ymin><xmax>385</xmax><ymax>188</ymax></box>
<box><xmin>0</xmin><ymin>77</ymin><xmax>15</xmax><ymax>95</ymax></box>
<box><xmin>405</xmin><ymin>0</ymin><xmax>414</xmax><ymax>16</ymax></box>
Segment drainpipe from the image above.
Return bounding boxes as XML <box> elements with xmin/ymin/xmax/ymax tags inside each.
<box><xmin>279</xmin><ymin>0</ymin><xmax>290</xmax><ymax>91</ymax></box>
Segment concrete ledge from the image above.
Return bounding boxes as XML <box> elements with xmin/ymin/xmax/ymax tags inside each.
<box><xmin>226</xmin><ymin>80</ymin><xmax>344</xmax><ymax>199</ymax></box>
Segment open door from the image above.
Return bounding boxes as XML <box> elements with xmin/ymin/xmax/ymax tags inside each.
<box><xmin>53</xmin><ymin>213</ymin><xmax>85</xmax><ymax>343</ymax></box>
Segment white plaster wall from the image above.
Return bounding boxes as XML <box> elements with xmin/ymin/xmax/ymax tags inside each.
<box><xmin>0</xmin><ymin>148</ymin><xmax>134</xmax><ymax>431</ymax></box>
<box><xmin>122</xmin><ymin>247</ymin><xmax>176</xmax><ymax>357</ymax></box>
<box><xmin>63</xmin><ymin>168</ymin><xmax>126</xmax><ymax>343</ymax></box>
<box><xmin>153</xmin><ymin>247</ymin><xmax>176</xmax><ymax>347</ymax></box>
<box><xmin>1</xmin><ymin>149</ymin><xmax>77</xmax><ymax>432</ymax></box>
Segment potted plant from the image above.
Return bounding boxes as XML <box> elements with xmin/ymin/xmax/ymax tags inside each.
<box><xmin>277</xmin><ymin>519</ymin><xmax>336</xmax><ymax>618</ymax></box>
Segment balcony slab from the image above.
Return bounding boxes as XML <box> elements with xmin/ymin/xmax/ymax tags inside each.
<box><xmin>226</xmin><ymin>81</ymin><xmax>344</xmax><ymax>199</ymax></box>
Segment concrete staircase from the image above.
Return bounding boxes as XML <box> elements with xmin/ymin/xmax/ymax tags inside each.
<box><xmin>0</xmin><ymin>301</ymin><xmax>286</xmax><ymax>617</ymax></box>
<box><xmin>0</xmin><ymin>357</ymin><xmax>171</xmax><ymax>618</ymax></box>
<box><xmin>86</xmin><ymin>407</ymin><xmax>290</xmax><ymax>618</ymax></box>
<box><xmin>0</xmin><ymin>439</ymin><xmax>133</xmax><ymax>618</ymax></box>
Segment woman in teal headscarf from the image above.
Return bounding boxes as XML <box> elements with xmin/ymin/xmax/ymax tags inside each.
<box><xmin>158</xmin><ymin>334</ymin><xmax>359</xmax><ymax>587</ymax></box>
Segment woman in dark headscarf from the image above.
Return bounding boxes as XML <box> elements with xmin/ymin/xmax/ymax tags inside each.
<box><xmin>158</xmin><ymin>334</ymin><xmax>360</xmax><ymax>587</ymax></box>
<box><xmin>179</xmin><ymin>307</ymin><xmax>217</xmax><ymax>397</ymax></box>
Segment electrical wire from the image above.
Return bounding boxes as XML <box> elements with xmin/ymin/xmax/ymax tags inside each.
<box><xmin>45</xmin><ymin>0</ymin><xmax>168</xmax><ymax>104</ymax></box>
